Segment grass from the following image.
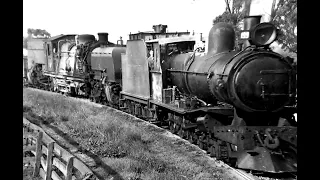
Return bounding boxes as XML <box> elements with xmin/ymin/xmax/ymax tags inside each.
<box><xmin>23</xmin><ymin>87</ymin><xmax>232</xmax><ymax>180</ymax></box>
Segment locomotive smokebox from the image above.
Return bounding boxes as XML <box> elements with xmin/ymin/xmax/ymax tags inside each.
<box><xmin>207</xmin><ymin>23</ymin><xmax>235</xmax><ymax>55</ymax></box>
<box><xmin>243</xmin><ymin>16</ymin><xmax>261</xmax><ymax>48</ymax></box>
<box><xmin>98</xmin><ymin>33</ymin><xmax>109</xmax><ymax>44</ymax></box>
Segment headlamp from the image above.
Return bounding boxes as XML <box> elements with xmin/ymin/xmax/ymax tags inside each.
<box><xmin>240</xmin><ymin>22</ymin><xmax>278</xmax><ymax>47</ymax></box>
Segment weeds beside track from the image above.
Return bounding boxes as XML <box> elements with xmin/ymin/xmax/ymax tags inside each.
<box><xmin>24</xmin><ymin>87</ymin><xmax>246</xmax><ymax>180</ymax></box>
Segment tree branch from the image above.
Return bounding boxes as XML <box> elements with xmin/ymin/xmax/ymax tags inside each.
<box><xmin>225</xmin><ymin>0</ymin><xmax>232</xmax><ymax>14</ymax></box>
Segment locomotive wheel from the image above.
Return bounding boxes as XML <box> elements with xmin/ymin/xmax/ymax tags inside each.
<box><xmin>169</xmin><ymin>121</ymin><xmax>175</xmax><ymax>133</ymax></box>
<box><xmin>197</xmin><ymin>135</ymin><xmax>208</xmax><ymax>150</ymax></box>
<box><xmin>49</xmin><ymin>85</ymin><xmax>53</xmax><ymax>92</ymax></box>
<box><xmin>208</xmin><ymin>145</ymin><xmax>216</xmax><ymax>157</ymax></box>
<box><xmin>198</xmin><ymin>139</ymin><xmax>204</xmax><ymax>149</ymax></box>
<box><xmin>126</xmin><ymin>101</ymin><xmax>133</xmax><ymax>114</ymax></box>
<box><xmin>177</xmin><ymin>127</ymin><xmax>185</xmax><ymax>138</ymax></box>
<box><xmin>70</xmin><ymin>87</ymin><xmax>76</xmax><ymax>97</ymax></box>
<box><xmin>186</xmin><ymin>130</ymin><xmax>195</xmax><ymax>144</ymax></box>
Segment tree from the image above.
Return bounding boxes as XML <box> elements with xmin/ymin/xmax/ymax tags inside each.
<box><xmin>212</xmin><ymin>0</ymin><xmax>251</xmax><ymax>43</ymax></box>
<box><xmin>23</xmin><ymin>28</ymin><xmax>51</xmax><ymax>49</ymax></box>
<box><xmin>211</xmin><ymin>0</ymin><xmax>297</xmax><ymax>53</ymax></box>
<box><xmin>270</xmin><ymin>0</ymin><xmax>297</xmax><ymax>53</ymax></box>
<box><xmin>27</xmin><ymin>28</ymin><xmax>51</xmax><ymax>38</ymax></box>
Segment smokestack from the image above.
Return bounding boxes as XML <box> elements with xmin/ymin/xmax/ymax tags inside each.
<box><xmin>117</xmin><ymin>36</ymin><xmax>123</xmax><ymax>46</ymax></box>
<box><xmin>152</xmin><ymin>24</ymin><xmax>168</xmax><ymax>33</ymax></box>
<box><xmin>243</xmin><ymin>15</ymin><xmax>261</xmax><ymax>48</ymax></box>
<box><xmin>97</xmin><ymin>33</ymin><xmax>109</xmax><ymax>44</ymax></box>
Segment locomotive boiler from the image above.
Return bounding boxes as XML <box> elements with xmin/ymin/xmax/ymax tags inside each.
<box><xmin>167</xmin><ymin>17</ymin><xmax>296</xmax><ymax>124</ymax></box>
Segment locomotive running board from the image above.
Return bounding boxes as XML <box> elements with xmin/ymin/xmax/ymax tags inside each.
<box><xmin>149</xmin><ymin>100</ymin><xmax>233</xmax><ymax>115</ymax></box>
<box><xmin>43</xmin><ymin>72</ymin><xmax>85</xmax><ymax>82</ymax></box>
<box><xmin>236</xmin><ymin>146</ymin><xmax>297</xmax><ymax>173</ymax></box>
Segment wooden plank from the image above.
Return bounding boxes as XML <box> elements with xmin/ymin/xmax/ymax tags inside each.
<box><xmin>41</xmin><ymin>156</ymin><xmax>47</xmax><ymax>170</ymax></box>
<box><xmin>42</xmin><ymin>145</ymin><xmax>48</xmax><ymax>155</ymax></box>
<box><xmin>24</xmin><ymin>118</ymin><xmax>94</xmax><ymax>178</ymax></box>
<box><xmin>26</xmin><ymin>137</ymin><xmax>29</xmax><ymax>146</ymax></box>
<box><xmin>46</xmin><ymin>142</ymin><xmax>54</xmax><ymax>180</ymax></box>
<box><xmin>23</xmin><ymin>126</ymin><xmax>26</xmax><ymax>135</ymax></box>
<box><xmin>53</xmin><ymin>157</ymin><xmax>67</xmax><ymax>176</ymax></box>
<box><xmin>24</xmin><ymin>133</ymin><xmax>37</xmax><ymax>140</ymax></box>
<box><xmin>53</xmin><ymin>144</ymin><xmax>73</xmax><ymax>162</ymax></box>
<box><xmin>23</xmin><ymin>137</ymin><xmax>36</xmax><ymax>147</ymax></box>
<box><xmin>31</xmin><ymin>150</ymin><xmax>36</xmax><ymax>156</ymax></box>
<box><xmin>73</xmin><ymin>158</ymin><xmax>93</xmax><ymax>176</ymax></box>
<box><xmin>66</xmin><ymin>157</ymin><xmax>74</xmax><ymax>180</ymax></box>
<box><xmin>24</xmin><ymin>145</ymin><xmax>36</xmax><ymax>152</ymax></box>
<box><xmin>23</xmin><ymin>128</ymin><xmax>38</xmax><ymax>136</ymax></box>
<box><xmin>23</xmin><ymin>118</ymin><xmax>55</xmax><ymax>145</ymax></box>
<box><xmin>39</xmin><ymin>168</ymin><xmax>46</xmax><ymax>180</ymax></box>
<box><xmin>33</xmin><ymin>131</ymin><xmax>43</xmax><ymax>177</ymax></box>
<box><xmin>42</xmin><ymin>134</ymin><xmax>54</xmax><ymax>145</ymax></box>
<box><xmin>23</xmin><ymin>136</ymin><xmax>36</xmax><ymax>143</ymax></box>
<box><xmin>51</xmin><ymin>170</ymin><xmax>63</xmax><ymax>180</ymax></box>
<box><xmin>53</xmin><ymin>143</ymin><xmax>91</xmax><ymax>175</ymax></box>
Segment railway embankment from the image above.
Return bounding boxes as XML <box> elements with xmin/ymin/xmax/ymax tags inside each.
<box><xmin>23</xmin><ymin>87</ymin><xmax>255</xmax><ymax>180</ymax></box>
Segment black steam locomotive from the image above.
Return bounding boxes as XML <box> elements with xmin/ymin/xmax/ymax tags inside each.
<box><xmin>25</xmin><ymin>16</ymin><xmax>297</xmax><ymax>173</ymax></box>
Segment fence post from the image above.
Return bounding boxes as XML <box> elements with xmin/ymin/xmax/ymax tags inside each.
<box><xmin>33</xmin><ymin>131</ymin><xmax>43</xmax><ymax>177</ymax></box>
<box><xmin>66</xmin><ymin>157</ymin><xmax>74</xmax><ymax>180</ymax></box>
<box><xmin>46</xmin><ymin>142</ymin><xmax>54</xmax><ymax>180</ymax></box>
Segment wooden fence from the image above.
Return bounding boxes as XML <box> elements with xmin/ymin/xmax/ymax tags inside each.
<box><xmin>23</xmin><ymin>118</ymin><xmax>94</xmax><ymax>180</ymax></box>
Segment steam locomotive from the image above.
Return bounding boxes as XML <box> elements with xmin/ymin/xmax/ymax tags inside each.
<box><xmin>24</xmin><ymin>16</ymin><xmax>297</xmax><ymax>173</ymax></box>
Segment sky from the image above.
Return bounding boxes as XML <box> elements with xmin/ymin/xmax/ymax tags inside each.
<box><xmin>24</xmin><ymin>0</ymin><xmax>285</xmax><ymax>51</ymax></box>
<box><xmin>23</xmin><ymin>0</ymin><xmax>226</xmax><ymax>43</ymax></box>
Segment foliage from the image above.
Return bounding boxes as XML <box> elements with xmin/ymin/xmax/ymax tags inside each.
<box><xmin>213</xmin><ymin>11</ymin><xmax>244</xmax><ymax>43</ymax></box>
<box><xmin>211</xmin><ymin>0</ymin><xmax>297</xmax><ymax>53</ymax></box>
<box><xmin>27</xmin><ymin>28</ymin><xmax>51</xmax><ymax>38</ymax></box>
<box><xmin>23</xmin><ymin>28</ymin><xmax>51</xmax><ymax>49</ymax></box>
<box><xmin>271</xmin><ymin>0</ymin><xmax>297</xmax><ymax>53</ymax></box>
<box><xmin>212</xmin><ymin>0</ymin><xmax>250</xmax><ymax>43</ymax></box>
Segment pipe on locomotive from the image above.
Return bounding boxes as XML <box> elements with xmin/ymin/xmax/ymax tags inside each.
<box><xmin>242</xmin><ymin>15</ymin><xmax>262</xmax><ymax>48</ymax></box>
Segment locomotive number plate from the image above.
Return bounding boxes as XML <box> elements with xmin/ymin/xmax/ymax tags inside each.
<box><xmin>240</xmin><ymin>31</ymin><xmax>250</xmax><ymax>39</ymax></box>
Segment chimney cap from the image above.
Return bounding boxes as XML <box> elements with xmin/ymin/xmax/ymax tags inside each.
<box><xmin>244</xmin><ymin>15</ymin><xmax>262</xmax><ymax>19</ymax></box>
<box><xmin>98</xmin><ymin>32</ymin><xmax>109</xmax><ymax>35</ymax></box>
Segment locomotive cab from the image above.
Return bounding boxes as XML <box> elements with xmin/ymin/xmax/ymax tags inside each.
<box><xmin>146</xmin><ymin>36</ymin><xmax>197</xmax><ymax>103</ymax></box>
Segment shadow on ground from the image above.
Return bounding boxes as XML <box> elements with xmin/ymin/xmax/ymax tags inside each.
<box><xmin>23</xmin><ymin>106</ymin><xmax>124</xmax><ymax>180</ymax></box>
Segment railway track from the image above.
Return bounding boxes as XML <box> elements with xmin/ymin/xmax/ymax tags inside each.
<box><xmin>24</xmin><ymin>87</ymin><xmax>296</xmax><ymax>180</ymax></box>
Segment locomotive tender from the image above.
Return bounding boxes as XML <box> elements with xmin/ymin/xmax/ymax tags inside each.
<box><xmin>24</xmin><ymin>18</ymin><xmax>297</xmax><ymax>173</ymax></box>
